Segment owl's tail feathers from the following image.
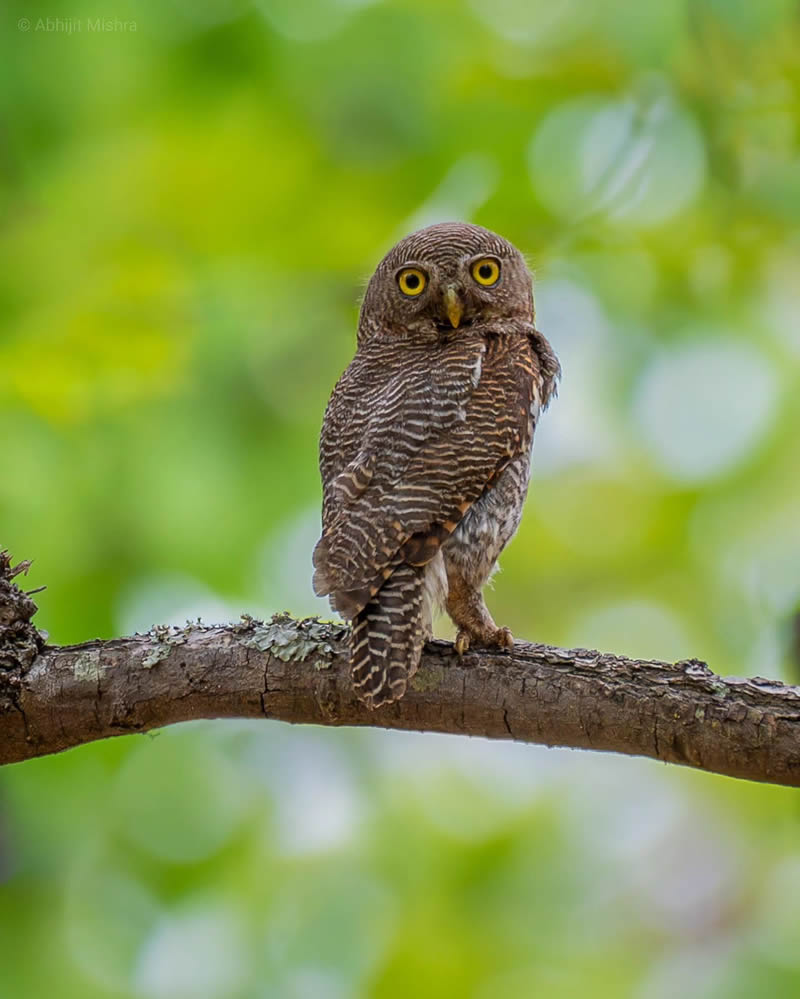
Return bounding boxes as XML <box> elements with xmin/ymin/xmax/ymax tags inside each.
<box><xmin>350</xmin><ymin>563</ymin><xmax>428</xmax><ymax>710</ymax></box>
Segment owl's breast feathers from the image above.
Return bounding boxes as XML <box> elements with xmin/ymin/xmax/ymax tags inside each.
<box><xmin>313</xmin><ymin>322</ymin><xmax>558</xmax><ymax>619</ymax></box>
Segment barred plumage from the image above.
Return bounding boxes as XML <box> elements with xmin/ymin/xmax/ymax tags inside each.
<box><xmin>350</xmin><ymin>564</ymin><xmax>428</xmax><ymax>708</ymax></box>
<box><xmin>313</xmin><ymin>222</ymin><xmax>559</xmax><ymax>708</ymax></box>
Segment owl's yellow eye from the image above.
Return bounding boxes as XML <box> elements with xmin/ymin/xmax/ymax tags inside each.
<box><xmin>471</xmin><ymin>257</ymin><xmax>501</xmax><ymax>287</ymax></box>
<box><xmin>397</xmin><ymin>268</ymin><xmax>427</xmax><ymax>297</ymax></box>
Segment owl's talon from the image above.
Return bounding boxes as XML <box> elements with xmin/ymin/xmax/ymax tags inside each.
<box><xmin>454</xmin><ymin>626</ymin><xmax>513</xmax><ymax>654</ymax></box>
<box><xmin>495</xmin><ymin>626</ymin><xmax>514</xmax><ymax>651</ymax></box>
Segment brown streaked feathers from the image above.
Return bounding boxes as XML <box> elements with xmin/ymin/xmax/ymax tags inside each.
<box><xmin>313</xmin><ymin>222</ymin><xmax>559</xmax><ymax>709</ymax></box>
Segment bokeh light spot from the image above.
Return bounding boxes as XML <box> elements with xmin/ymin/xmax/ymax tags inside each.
<box><xmin>530</xmin><ymin>92</ymin><xmax>706</xmax><ymax>227</ymax></box>
<box><xmin>633</xmin><ymin>338</ymin><xmax>778</xmax><ymax>482</ymax></box>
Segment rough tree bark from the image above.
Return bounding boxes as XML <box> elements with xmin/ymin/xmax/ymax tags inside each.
<box><xmin>1</xmin><ymin>552</ymin><xmax>799</xmax><ymax>785</ymax></box>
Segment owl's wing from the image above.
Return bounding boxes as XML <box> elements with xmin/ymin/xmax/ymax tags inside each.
<box><xmin>313</xmin><ymin>333</ymin><xmax>542</xmax><ymax>618</ymax></box>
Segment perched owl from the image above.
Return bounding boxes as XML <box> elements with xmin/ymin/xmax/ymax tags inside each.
<box><xmin>313</xmin><ymin>222</ymin><xmax>559</xmax><ymax>709</ymax></box>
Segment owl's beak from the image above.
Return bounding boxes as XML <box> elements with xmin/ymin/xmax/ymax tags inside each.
<box><xmin>443</xmin><ymin>286</ymin><xmax>463</xmax><ymax>329</ymax></box>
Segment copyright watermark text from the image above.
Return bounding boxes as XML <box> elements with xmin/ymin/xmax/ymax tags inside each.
<box><xmin>18</xmin><ymin>16</ymin><xmax>137</xmax><ymax>34</ymax></box>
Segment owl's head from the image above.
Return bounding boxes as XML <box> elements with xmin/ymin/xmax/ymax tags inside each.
<box><xmin>359</xmin><ymin>222</ymin><xmax>533</xmax><ymax>343</ymax></box>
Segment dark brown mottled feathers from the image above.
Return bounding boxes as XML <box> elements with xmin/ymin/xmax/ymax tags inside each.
<box><xmin>527</xmin><ymin>326</ymin><xmax>561</xmax><ymax>407</ymax></box>
<box><xmin>314</xmin><ymin>328</ymin><xmax>539</xmax><ymax>611</ymax></box>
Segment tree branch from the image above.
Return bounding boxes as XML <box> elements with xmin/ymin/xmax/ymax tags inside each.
<box><xmin>2</xmin><ymin>552</ymin><xmax>800</xmax><ymax>784</ymax></box>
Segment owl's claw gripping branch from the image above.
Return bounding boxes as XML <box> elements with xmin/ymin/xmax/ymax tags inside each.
<box><xmin>454</xmin><ymin>626</ymin><xmax>514</xmax><ymax>657</ymax></box>
<box><xmin>454</xmin><ymin>631</ymin><xmax>471</xmax><ymax>656</ymax></box>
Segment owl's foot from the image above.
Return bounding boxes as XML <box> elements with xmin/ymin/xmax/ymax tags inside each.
<box><xmin>446</xmin><ymin>566</ymin><xmax>514</xmax><ymax>656</ymax></box>
<box><xmin>454</xmin><ymin>625</ymin><xmax>514</xmax><ymax>656</ymax></box>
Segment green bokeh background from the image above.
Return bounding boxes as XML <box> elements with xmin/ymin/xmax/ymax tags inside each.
<box><xmin>2</xmin><ymin>1</ymin><xmax>800</xmax><ymax>996</ymax></box>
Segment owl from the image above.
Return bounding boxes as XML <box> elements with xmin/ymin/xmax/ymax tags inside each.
<box><xmin>313</xmin><ymin>222</ymin><xmax>559</xmax><ymax>709</ymax></box>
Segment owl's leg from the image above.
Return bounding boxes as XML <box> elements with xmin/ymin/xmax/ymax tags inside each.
<box><xmin>444</xmin><ymin>563</ymin><xmax>513</xmax><ymax>655</ymax></box>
